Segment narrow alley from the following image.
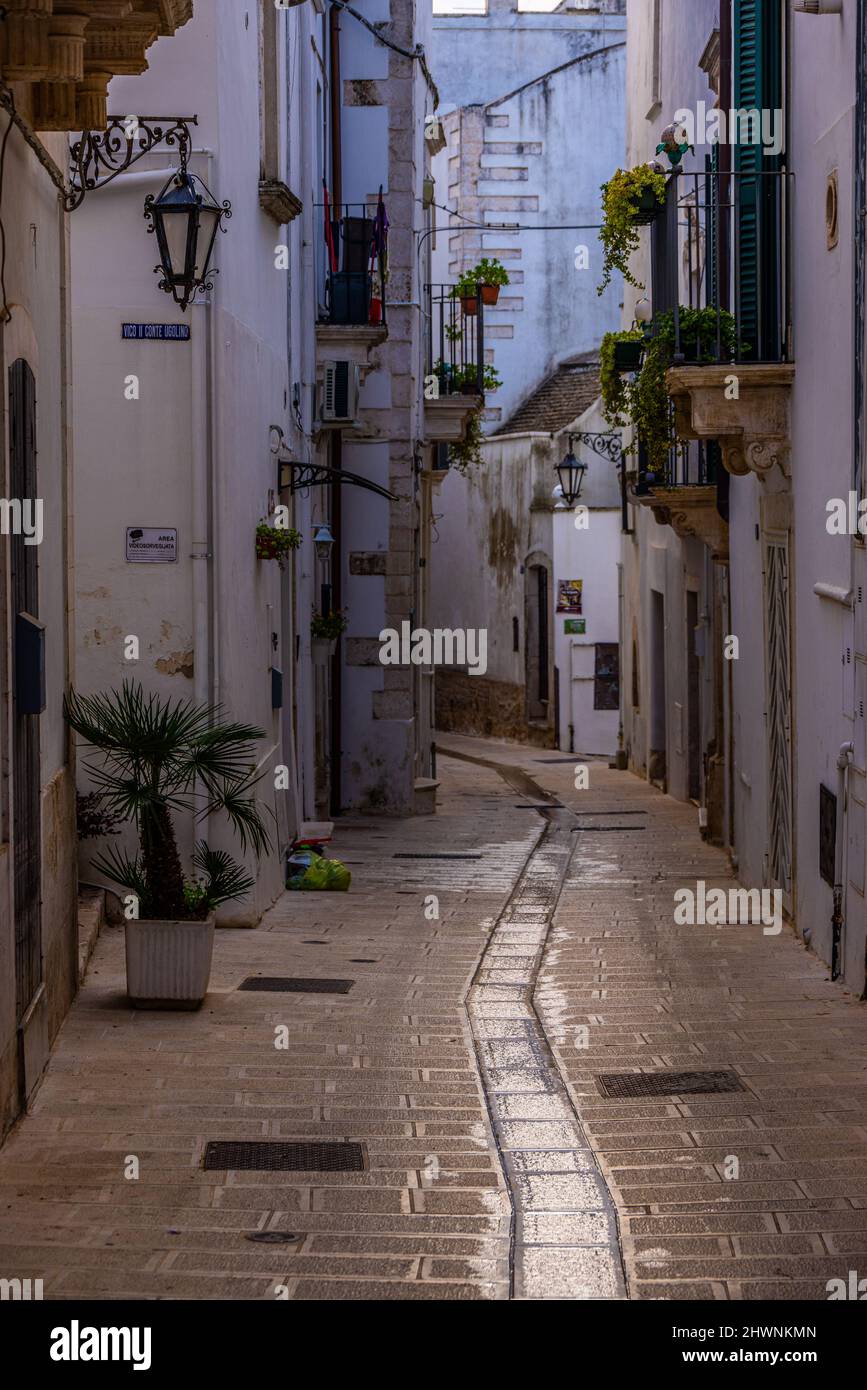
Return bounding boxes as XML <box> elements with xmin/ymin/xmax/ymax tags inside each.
<box><xmin>1</xmin><ymin>744</ymin><xmax>865</xmax><ymax>1304</ymax></box>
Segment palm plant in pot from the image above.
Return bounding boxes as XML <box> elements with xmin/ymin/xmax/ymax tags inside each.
<box><xmin>65</xmin><ymin>682</ymin><xmax>270</xmax><ymax>1009</ymax></box>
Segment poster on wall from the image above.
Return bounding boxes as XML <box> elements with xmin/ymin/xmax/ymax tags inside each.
<box><xmin>564</xmin><ymin>618</ymin><xmax>586</xmax><ymax>635</ymax></box>
<box><xmin>557</xmin><ymin>579</ymin><xmax>583</xmax><ymax>614</ymax></box>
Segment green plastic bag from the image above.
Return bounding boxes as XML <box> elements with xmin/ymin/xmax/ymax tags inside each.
<box><xmin>288</xmin><ymin>855</ymin><xmax>351</xmax><ymax>892</ymax></box>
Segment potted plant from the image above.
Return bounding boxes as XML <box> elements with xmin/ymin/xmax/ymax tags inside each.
<box><xmin>453</xmin><ymin>271</ymin><xmax>479</xmax><ymax>316</ymax></box>
<box><xmin>65</xmin><ymin>682</ymin><xmax>270</xmax><ymax>1009</ymax></box>
<box><xmin>597</xmin><ymin>164</ymin><xmax>667</xmax><ymax>295</ymax></box>
<box><xmin>449</xmin><ymin>362</ymin><xmax>501</xmax><ymax>396</ymax></box>
<box><xmin>600</xmin><ymin>329</ymin><xmax>643</xmax><ymax>430</ymax></box>
<box><xmin>256</xmin><ymin>521</ymin><xmax>301</xmax><ymax>570</ymax></box>
<box><xmin>473</xmin><ymin>256</ymin><xmax>510</xmax><ymax>306</ymax></box>
<box><xmin>603</xmin><ymin>307</ymin><xmax>737</xmax><ymax>478</ymax></box>
<box><xmin>311</xmin><ymin>608</ymin><xmax>348</xmax><ymax>664</ymax></box>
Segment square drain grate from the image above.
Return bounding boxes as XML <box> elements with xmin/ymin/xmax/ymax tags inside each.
<box><xmin>393</xmin><ymin>852</ymin><xmax>482</xmax><ymax>860</ymax></box>
<box><xmin>204</xmin><ymin>1141</ymin><xmax>365</xmax><ymax>1172</ymax></box>
<box><xmin>238</xmin><ymin>976</ymin><xmax>353</xmax><ymax>994</ymax></box>
<box><xmin>595</xmin><ymin>1070</ymin><xmax>746</xmax><ymax>1098</ymax></box>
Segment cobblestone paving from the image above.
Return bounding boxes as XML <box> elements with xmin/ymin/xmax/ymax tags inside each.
<box><xmin>4</xmin><ymin>733</ymin><xmax>867</xmax><ymax>1302</ymax></box>
<box><xmin>447</xmin><ymin>736</ymin><xmax>867</xmax><ymax>1302</ymax></box>
<box><xmin>0</xmin><ymin>758</ymin><xmax>536</xmax><ymax>1300</ymax></box>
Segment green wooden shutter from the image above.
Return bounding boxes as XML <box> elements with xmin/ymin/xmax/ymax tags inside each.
<box><xmin>733</xmin><ymin>0</ymin><xmax>783</xmax><ymax>359</ymax></box>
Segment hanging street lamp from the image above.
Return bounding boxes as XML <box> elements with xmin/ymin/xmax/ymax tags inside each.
<box><xmin>144</xmin><ymin>164</ymin><xmax>231</xmax><ymax>311</ymax></box>
<box><xmin>555</xmin><ymin>436</ymin><xmax>587</xmax><ymax>508</ymax></box>
<box><xmin>313</xmin><ymin>523</ymin><xmax>335</xmax><ymax>564</ymax></box>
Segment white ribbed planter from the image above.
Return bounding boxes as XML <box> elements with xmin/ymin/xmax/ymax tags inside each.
<box><xmin>124</xmin><ymin>916</ymin><xmax>215</xmax><ymax>1010</ymax></box>
<box><xmin>312</xmin><ymin>637</ymin><xmax>337</xmax><ymax>666</ymax></box>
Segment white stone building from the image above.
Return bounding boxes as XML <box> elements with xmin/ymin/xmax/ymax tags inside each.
<box><xmin>618</xmin><ymin>0</ymin><xmax>867</xmax><ymax>994</ymax></box>
<box><xmin>0</xmin><ymin>2</ymin><xmax>193</xmax><ymax>1133</ymax></box>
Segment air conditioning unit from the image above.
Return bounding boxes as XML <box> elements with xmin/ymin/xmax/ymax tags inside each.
<box><xmin>320</xmin><ymin>360</ymin><xmax>359</xmax><ymax>425</ymax></box>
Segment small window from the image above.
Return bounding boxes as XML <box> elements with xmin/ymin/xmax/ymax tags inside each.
<box><xmin>631</xmin><ymin>639</ymin><xmax>640</xmax><ymax>710</ymax></box>
<box><xmin>594</xmin><ymin>643</ymin><xmax>620</xmax><ymax>712</ymax></box>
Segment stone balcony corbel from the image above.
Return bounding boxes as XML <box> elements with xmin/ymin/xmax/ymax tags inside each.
<box><xmin>666</xmin><ymin>362</ymin><xmax>795</xmax><ymax>481</ymax></box>
<box><xmin>632</xmin><ymin>483</ymin><xmax>729</xmax><ymax>562</ymax></box>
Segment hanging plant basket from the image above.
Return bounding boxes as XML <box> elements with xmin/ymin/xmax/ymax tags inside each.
<box><xmin>479</xmin><ymin>283</ymin><xmax>500</xmax><ymax>306</ymax></box>
<box><xmin>630</xmin><ymin>187</ymin><xmax>665</xmax><ymax>225</ymax></box>
<box><xmin>613</xmin><ymin>339</ymin><xmax>644</xmax><ymax>372</ymax></box>
<box><xmin>256</xmin><ymin>522</ymin><xmax>301</xmax><ymax>570</ymax></box>
<box><xmin>460</xmin><ymin>294</ymin><xmax>478</xmax><ymax>316</ymax></box>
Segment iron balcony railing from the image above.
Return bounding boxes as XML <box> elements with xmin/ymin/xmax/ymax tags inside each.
<box><xmin>317</xmin><ymin>200</ymin><xmax>388</xmax><ymax>327</ymax></box>
<box><xmin>650</xmin><ymin>164</ymin><xmax>794</xmax><ymax>365</ymax></box>
<box><xmin>424</xmin><ymin>283</ymin><xmax>485</xmax><ymax>397</ymax></box>
<box><xmin>635</xmin><ymin>429</ymin><xmax>723</xmax><ymax>494</ymax></box>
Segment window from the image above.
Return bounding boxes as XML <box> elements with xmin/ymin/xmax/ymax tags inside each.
<box><xmin>260</xmin><ymin>0</ymin><xmax>281</xmax><ymax>182</ymax></box>
<box><xmin>594</xmin><ymin>644</ymin><xmax>619</xmax><ymax>712</ymax></box>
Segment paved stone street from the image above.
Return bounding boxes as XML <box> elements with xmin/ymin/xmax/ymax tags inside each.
<box><xmin>1</xmin><ymin>737</ymin><xmax>867</xmax><ymax>1300</ymax></box>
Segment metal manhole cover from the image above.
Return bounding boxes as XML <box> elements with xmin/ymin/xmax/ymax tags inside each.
<box><xmin>393</xmin><ymin>853</ymin><xmax>482</xmax><ymax>860</ymax></box>
<box><xmin>245</xmin><ymin>1231</ymin><xmax>300</xmax><ymax>1244</ymax></box>
<box><xmin>204</xmin><ymin>1141</ymin><xmax>365</xmax><ymax>1172</ymax></box>
<box><xmin>238</xmin><ymin>977</ymin><xmax>353</xmax><ymax>994</ymax></box>
<box><xmin>595</xmin><ymin>1070</ymin><xmax>746</xmax><ymax>1098</ymax></box>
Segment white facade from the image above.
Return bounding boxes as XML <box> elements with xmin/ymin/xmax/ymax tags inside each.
<box><xmin>619</xmin><ymin>0</ymin><xmax>867</xmax><ymax>994</ymax></box>
<box><xmin>71</xmin><ymin>0</ymin><xmax>324</xmax><ymax>922</ymax></box>
<box><xmin>429</xmin><ymin>1</ymin><xmax>626</xmax><ymax>425</ymax></box>
<box><xmin>430</xmin><ymin>391</ymin><xmax>621</xmax><ymax>754</ymax></box>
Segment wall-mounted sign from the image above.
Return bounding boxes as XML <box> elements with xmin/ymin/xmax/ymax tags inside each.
<box><xmin>557</xmin><ymin>579</ymin><xmax>583</xmax><ymax>614</ymax></box>
<box><xmin>565</xmin><ymin>618</ymin><xmax>586</xmax><ymax>635</ymax></box>
<box><xmin>126</xmin><ymin>527</ymin><xmax>178</xmax><ymax>563</ymax></box>
<box><xmin>122</xmin><ymin>323</ymin><xmax>191</xmax><ymax>341</ymax></box>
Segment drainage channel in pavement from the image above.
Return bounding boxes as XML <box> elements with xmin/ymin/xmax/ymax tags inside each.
<box><xmin>445</xmin><ymin>750</ymin><xmax>627</xmax><ymax>1301</ymax></box>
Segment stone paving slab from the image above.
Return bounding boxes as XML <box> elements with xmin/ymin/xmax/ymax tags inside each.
<box><xmin>441</xmin><ymin>734</ymin><xmax>867</xmax><ymax>1303</ymax></box>
<box><xmin>0</xmin><ymin>757</ymin><xmax>534</xmax><ymax>1301</ymax></box>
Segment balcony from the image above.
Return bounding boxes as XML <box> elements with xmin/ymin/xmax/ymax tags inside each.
<box><xmin>630</xmin><ymin>432</ymin><xmax>729</xmax><ymax>562</ymax></box>
<box><xmin>315</xmin><ymin>201</ymin><xmax>388</xmax><ymax>371</ymax></box>
<box><xmin>651</xmin><ymin>166</ymin><xmax>795</xmax><ymax>481</ymax></box>
<box><xmin>422</xmin><ymin>283</ymin><xmax>485</xmax><ymax>444</ymax></box>
<box><xmin>1</xmin><ymin>1</ymin><xmax>193</xmax><ymax>131</ymax></box>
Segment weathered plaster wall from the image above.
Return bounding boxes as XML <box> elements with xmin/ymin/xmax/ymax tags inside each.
<box><xmin>0</xmin><ymin>120</ymin><xmax>76</xmax><ymax>1133</ymax></box>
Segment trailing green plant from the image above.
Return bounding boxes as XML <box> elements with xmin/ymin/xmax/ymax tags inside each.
<box><xmin>311</xmin><ymin>609</ymin><xmax>348</xmax><ymax>640</ymax></box>
<box><xmin>256</xmin><ymin>521</ymin><xmax>301</xmax><ymax>569</ymax></box>
<box><xmin>449</xmin><ymin>406</ymin><xmax>485</xmax><ymax>472</ymax></box>
<box><xmin>614</xmin><ymin>307</ymin><xmax>738</xmax><ymax>477</ymax></box>
<box><xmin>64</xmin><ymin>682</ymin><xmax>270</xmax><ymax>920</ymax></box>
<box><xmin>597</xmin><ymin>164</ymin><xmax>667</xmax><ymax>295</ymax></box>
<box><xmin>600</xmin><ymin>329</ymin><xmax>643</xmax><ymax>428</ymax></box>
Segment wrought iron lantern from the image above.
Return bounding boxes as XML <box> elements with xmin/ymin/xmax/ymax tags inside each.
<box><xmin>144</xmin><ymin>167</ymin><xmax>231</xmax><ymax>311</ymax></box>
<box><xmin>556</xmin><ymin>438</ymin><xmax>587</xmax><ymax>508</ymax></box>
<box><xmin>313</xmin><ymin>524</ymin><xmax>335</xmax><ymax>563</ymax></box>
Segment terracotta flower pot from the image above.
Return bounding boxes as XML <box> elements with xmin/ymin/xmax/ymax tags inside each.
<box><xmin>479</xmin><ymin>283</ymin><xmax>500</xmax><ymax>306</ymax></box>
<box><xmin>460</xmin><ymin>295</ymin><xmax>478</xmax><ymax>316</ymax></box>
<box><xmin>125</xmin><ymin>915</ymin><xmax>215</xmax><ymax>1010</ymax></box>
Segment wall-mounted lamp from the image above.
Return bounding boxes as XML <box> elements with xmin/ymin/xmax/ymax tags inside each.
<box><xmin>313</xmin><ymin>523</ymin><xmax>335</xmax><ymax>564</ymax></box>
<box><xmin>555</xmin><ymin>437</ymin><xmax>587</xmax><ymax>508</ymax></box>
<box><xmin>144</xmin><ymin>167</ymin><xmax>231</xmax><ymax>311</ymax></box>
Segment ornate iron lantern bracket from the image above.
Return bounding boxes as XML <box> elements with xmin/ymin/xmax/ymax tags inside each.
<box><xmin>270</xmin><ymin>428</ymin><xmax>397</xmax><ymax>501</ymax></box>
<box><xmin>570</xmin><ymin>431</ymin><xmax>624</xmax><ymax>464</ymax></box>
<box><xmin>66</xmin><ymin>115</ymin><xmax>198</xmax><ymax>213</ymax></box>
